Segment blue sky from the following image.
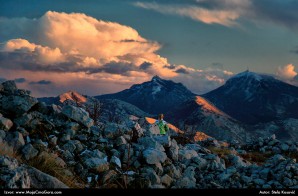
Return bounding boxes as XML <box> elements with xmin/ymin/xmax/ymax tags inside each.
<box><xmin>0</xmin><ymin>0</ymin><xmax>298</xmax><ymax>96</ymax></box>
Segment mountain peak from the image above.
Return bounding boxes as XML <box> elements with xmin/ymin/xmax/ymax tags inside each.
<box><xmin>230</xmin><ymin>70</ymin><xmax>263</xmax><ymax>81</ymax></box>
<box><xmin>59</xmin><ymin>91</ymin><xmax>87</xmax><ymax>103</ymax></box>
<box><xmin>97</xmin><ymin>76</ymin><xmax>196</xmax><ymax>114</ymax></box>
<box><xmin>203</xmin><ymin>70</ymin><xmax>298</xmax><ymax>124</ymax></box>
<box><xmin>151</xmin><ymin>75</ymin><xmax>162</xmax><ymax>81</ymax></box>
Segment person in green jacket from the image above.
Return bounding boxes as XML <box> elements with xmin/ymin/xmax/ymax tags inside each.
<box><xmin>155</xmin><ymin>114</ymin><xmax>169</xmax><ymax>135</ymax></box>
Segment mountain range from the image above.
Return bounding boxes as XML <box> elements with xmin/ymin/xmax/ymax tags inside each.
<box><xmin>96</xmin><ymin>75</ymin><xmax>196</xmax><ymax>115</ymax></box>
<box><xmin>38</xmin><ymin>71</ymin><xmax>298</xmax><ymax>142</ymax></box>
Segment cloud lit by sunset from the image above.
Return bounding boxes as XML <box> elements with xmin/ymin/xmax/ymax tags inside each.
<box><xmin>0</xmin><ymin>1</ymin><xmax>298</xmax><ymax>97</ymax></box>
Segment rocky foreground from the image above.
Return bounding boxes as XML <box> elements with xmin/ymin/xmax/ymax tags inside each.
<box><xmin>0</xmin><ymin>81</ymin><xmax>298</xmax><ymax>189</ymax></box>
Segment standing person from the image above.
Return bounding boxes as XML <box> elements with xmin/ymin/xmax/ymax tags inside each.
<box><xmin>155</xmin><ymin>114</ymin><xmax>169</xmax><ymax>135</ymax></box>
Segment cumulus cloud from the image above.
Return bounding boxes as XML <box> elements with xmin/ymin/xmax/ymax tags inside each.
<box><xmin>276</xmin><ymin>64</ymin><xmax>297</xmax><ymax>80</ymax></box>
<box><xmin>134</xmin><ymin>0</ymin><xmax>298</xmax><ymax>30</ymax></box>
<box><xmin>0</xmin><ymin>11</ymin><xmax>235</xmax><ymax>96</ymax></box>
<box><xmin>0</xmin><ymin>11</ymin><xmax>175</xmax><ymax>77</ymax></box>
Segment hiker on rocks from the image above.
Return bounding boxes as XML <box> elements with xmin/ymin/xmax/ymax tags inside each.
<box><xmin>155</xmin><ymin>114</ymin><xmax>169</xmax><ymax>135</ymax></box>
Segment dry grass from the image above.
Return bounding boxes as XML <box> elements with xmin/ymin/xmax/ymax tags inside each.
<box><xmin>0</xmin><ymin>142</ymin><xmax>22</xmax><ymax>161</ymax></box>
<box><xmin>194</xmin><ymin>132</ymin><xmax>211</xmax><ymax>142</ymax></box>
<box><xmin>27</xmin><ymin>154</ymin><xmax>84</xmax><ymax>188</ymax></box>
<box><xmin>241</xmin><ymin>151</ymin><xmax>273</xmax><ymax>165</ymax></box>
<box><xmin>207</xmin><ymin>146</ymin><xmax>234</xmax><ymax>158</ymax></box>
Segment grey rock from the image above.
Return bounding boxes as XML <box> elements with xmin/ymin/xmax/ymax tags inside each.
<box><xmin>62</xmin><ymin>141</ymin><xmax>77</xmax><ymax>153</ymax></box>
<box><xmin>110</xmin><ymin>149</ymin><xmax>121</xmax><ymax>158</ymax></box>
<box><xmin>66</xmin><ymin>122</ymin><xmax>80</xmax><ymax>131</ymax></box>
<box><xmin>49</xmin><ymin>135</ymin><xmax>58</xmax><ymax>145</ymax></box>
<box><xmin>0</xmin><ymin>129</ymin><xmax>6</xmax><ymax>139</ymax></box>
<box><xmin>207</xmin><ymin>160</ymin><xmax>226</xmax><ymax>171</ymax></box>
<box><xmin>123</xmin><ymin>134</ymin><xmax>131</xmax><ymax>141</ymax></box>
<box><xmin>191</xmin><ymin>156</ymin><xmax>208</xmax><ymax>170</ymax></box>
<box><xmin>179</xmin><ymin>149</ymin><xmax>198</xmax><ymax>161</ymax></box>
<box><xmin>22</xmin><ymin>144</ymin><xmax>39</xmax><ymax>160</ymax></box>
<box><xmin>241</xmin><ymin>175</ymin><xmax>252</xmax><ymax>184</ymax></box>
<box><xmin>153</xmin><ymin>135</ymin><xmax>171</xmax><ymax>147</ymax></box>
<box><xmin>17</xmin><ymin>127</ymin><xmax>29</xmax><ymax>137</ymax></box>
<box><xmin>133</xmin><ymin>160</ymin><xmax>141</xmax><ymax>168</ymax></box>
<box><xmin>61</xmin><ymin>105</ymin><xmax>94</xmax><ymax>128</ymax></box>
<box><xmin>143</xmin><ymin>148</ymin><xmax>167</xmax><ymax>164</ymax></box>
<box><xmin>280</xmin><ymin>143</ymin><xmax>289</xmax><ymax>151</ymax></box>
<box><xmin>268</xmin><ymin>154</ymin><xmax>286</xmax><ymax>165</ymax></box>
<box><xmin>90</xmin><ymin>126</ymin><xmax>101</xmax><ymax>136</ymax></box>
<box><xmin>283</xmin><ymin>177</ymin><xmax>294</xmax><ymax>187</ymax></box>
<box><xmin>153</xmin><ymin>162</ymin><xmax>163</xmax><ymax>175</ymax></box>
<box><xmin>60</xmin><ymin>134</ymin><xmax>71</xmax><ymax>142</ymax></box>
<box><xmin>149</xmin><ymin>184</ymin><xmax>165</xmax><ymax>188</ymax></box>
<box><xmin>2</xmin><ymin>80</ymin><xmax>17</xmax><ymax>92</ymax></box>
<box><xmin>272</xmin><ymin>146</ymin><xmax>281</xmax><ymax>154</ymax></box>
<box><xmin>204</xmin><ymin>154</ymin><xmax>221</xmax><ymax>163</ymax></box>
<box><xmin>262</xmin><ymin>184</ymin><xmax>272</xmax><ymax>189</ymax></box>
<box><xmin>110</xmin><ymin>156</ymin><xmax>121</xmax><ymax>168</ymax></box>
<box><xmin>184</xmin><ymin>143</ymin><xmax>209</xmax><ymax>154</ymax></box>
<box><xmin>76</xmin><ymin>134</ymin><xmax>88</xmax><ymax>141</ymax></box>
<box><xmin>103</xmin><ymin>123</ymin><xmax>129</xmax><ymax>139</ymax></box>
<box><xmin>183</xmin><ymin>166</ymin><xmax>196</xmax><ymax>180</ymax></box>
<box><xmin>1</xmin><ymin>94</ymin><xmax>38</xmax><ymax>117</ymax></box>
<box><xmin>61</xmin><ymin>150</ymin><xmax>74</xmax><ymax>162</ymax></box>
<box><xmin>254</xmin><ymin>178</ymin><xmax>265</xmax><ymax>186</ymax></box>
<box><xmin>164</xmin><ymin>165</ymin><xmax>181</xmax><ymax>179</ymax></box>
<box><xmin>175</xmin><ymin>176</ymin><xmax>196</xmax><ymax>188</ymax></box>
<box><xmin>270</xmin><ymin>134</ymin><xmax>276</xmax><ymax>140</ymax></box>
<box><xmin>72</xmin><ymin>140</ymin><xmax>84</xmax><ymax>153</ymax></box>
<box><xmin>168</xmin><ymin>139</ymin><xmax>179</xmax><ymax>161</ymax></box>
<box><xmin>14</xmin><ymin>113</ymin><xmax>33</xmax><ymax>127</ymax></box>
<box><xmin>34</xmin><ymin>101</ymin><xmax>49</xmax><ymax>114</ymax></box>
<box><xmin>161</xmin><ymin>174</ymin><xmax>173</xmax><ymax>187</ymax></box>
<box><xmin>0</xmin><ymin>155</ymin><xmax>30</xmax><ymax>188</ymax></box>
<box><xmin>115</xmin><ymin>136</ymin><xmax>127</xmax><ymax>146</ymax></box>
<box><xmin>138</xmin><ymin>136</ymin><xmax>165</xmax><ymax>152</ymax></box>
<box><xmin>0</xmin><ymin>114</ymin><xmax>13</xmax><ymax>131</ymax></box>
<box><xmin>80</xmin><ymin>149</ymin><xmax>106</xmax><ymax>160</ymax></box>
<box><xmin>269</xmin><ymin>139</ymin><xmax>279</xmax><ymax>146</ymax></box>
<box><xmin>5</xmin><ymin>131</ymin><xmax>25</xmax><ymax>150</ymax></box>
<box><xmin>259</xmin><ymin>168</ymin><xmax>270</xmax><ymax>180</ymax></box>
<box><xmin>65</xmin><ymin>129</ymin><xmax>76</xmax><ymax>139</ymax></box>
<box><xmin>26</xmin><ymin>166</ymin><xmax>68</xmax><ymax>188</ymax></box>
<box><xmin>83</xmin><ymin>158</ymin><xmax>109</xmax><ymax>173</ymax></box>
<box><xmin>0</xmin><ymin>155</ymin><xmax>19</xmax><ymax>170</ymax></box>
<box><xmin>142</xmin><ymin>168</ymin><xmax>160</xmax><ymax>185</ymax></box>
<box><xmin>51</xmin><ymin>104</ymin><xmax>61</xmax><ymax>113</ymax></box>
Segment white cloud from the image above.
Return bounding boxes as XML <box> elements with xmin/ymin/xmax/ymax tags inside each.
<box><xmin>134</xmin><ymin>1</ymin><xmax>252</xmax><ymax>27</ymax></box>
<box><xmin>276</xmin><ymin>64</ymin><xmax>297</xmax><ymax>80</ymax></box>
<box><xmin>0</xmin><ymin>11</ymin><xmax>174</xmax><ymax>76</ymax></box>
<box><xmin>0</xmin><ymin>11</ymin><xmax>234</xmax><ymax>96</ymax></box>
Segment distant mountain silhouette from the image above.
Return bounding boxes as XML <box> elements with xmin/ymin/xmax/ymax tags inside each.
<box><xmin>96</xmin><ymin>75</ymin><xmax>196</xmax><ymax>115</ymax></box>
<box><xmin>203</xmin><ymin>70</ymin><xmax>298</xmax><ymax>124</ymax></box>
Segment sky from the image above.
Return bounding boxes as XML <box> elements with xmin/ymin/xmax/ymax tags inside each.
<box><xmin>0</xmin><ymin>0</ymin><xmax>298</xmax><ymax>97</ymax></box>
